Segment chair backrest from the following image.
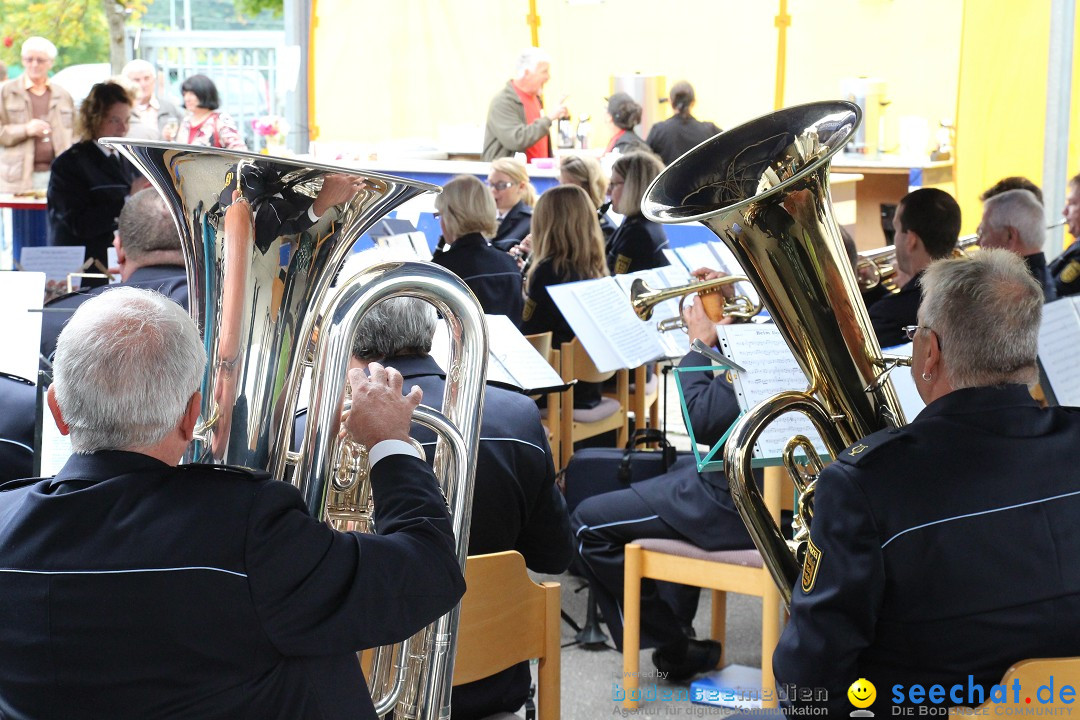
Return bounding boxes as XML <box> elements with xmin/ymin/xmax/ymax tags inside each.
<box><xmin>560</xmin><ymin>336</ymin><xmax>615</xmax><ymax>384</ymax></box>
<box><xmin>453</xmin><ymin>551</ymin><xmax>561</xmax><ymax>705</ymax></box>
<box><xmin>524</xmin><ymin>331</ymin><xmax>553</xmax><ymax>362</ymax></box>
<box><xmin>956</xmin><ymin>657</ymin><xmax>1080</xmax><ymax>714</ymax></box>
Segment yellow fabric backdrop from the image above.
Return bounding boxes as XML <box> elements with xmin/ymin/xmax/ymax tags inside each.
<box><xmin>310</xmin><ymin>0</ymin><xmax>963</xmax><ymax>156</ymax></box>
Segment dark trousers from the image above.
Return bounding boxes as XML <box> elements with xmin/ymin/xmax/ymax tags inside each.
<box><xmin>572</xmin><ymin>487</ymin><xmax>699</xmax><ymax>651</ymax></box>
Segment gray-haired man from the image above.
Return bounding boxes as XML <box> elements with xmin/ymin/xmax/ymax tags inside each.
<box><xmin>40</xmin><ymin>187</ymin><xmax>188</xmax><ymax>361</ymax></box>
<box><xmin>482</xmin><ymin>47</ymin><xmax>569</xmax><ymax>162</ymax></box>
<box><xmin>0</xmin><ymin>286</ymin><xmax>463</xmax><ymax>720</ymax></box>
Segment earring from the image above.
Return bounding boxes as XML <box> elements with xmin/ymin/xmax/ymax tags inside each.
<box><xmin>922</xmin><ymin>372</ymin><xmax>932</xmax><ymax>382</ymax></box>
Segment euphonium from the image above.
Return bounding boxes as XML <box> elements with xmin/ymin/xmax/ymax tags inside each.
<box><xmin>641</xmin><ymin>101</ymin><xmax>908</xmax><ymax>606</ymax></box>
<box><xmin>630</xmin><ymin>276</ymin><xmax>761</xmax><ymax>332</ymax></box>
<box><xmin>102</xmin><ymin>140</ymin><xmax>487</xmax><ymax>720</ymax></box>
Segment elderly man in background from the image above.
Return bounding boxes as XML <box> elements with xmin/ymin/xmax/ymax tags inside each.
<box><xmin>295</xmin><ymin>295</ymin><xmax>572</xmax><ymax>719</ymax></box>
<box><xmin>0</xmin><ymin>36</ymin><xmax>74</xmax><ymax>193</ymax></box>
<box><xmin>0</xmin><ymin>286</ymin><xmax>465</xmax><ymax>719</ymax></box>
<box><xmin>977</xmin><ymin>188</ymin><xmax>1056</xmax><ymax>301</ymax></box>
<box><xmin>482</xmin><ymin>47</ymin><xmax>568</xmax><ymax>162</ymax></box>
<box><xmin>39</xmin><ymin>187</ymin><xmax>188</xmax><ymax>361</ymax></box>
<box><xmin>122</xmin><ymin>59</ymin><xmax>182</xmax><ymax>141</ymax></box>
<box><xmin>774</xmin><ymin>249</ymin><xmax>1080</xmax><ymax>716</ymax></box>
<box><xmin>867</xmin><ymin>187</ymin><xmax>960</xmax><ymax>347</ymax></box>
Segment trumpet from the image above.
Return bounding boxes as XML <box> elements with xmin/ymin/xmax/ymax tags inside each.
<box><xmin>630</xmin><ymin>276</ymin><xmax>761</xmax><ymax>332</ymax></box>
<box><xmin>857</xmin><ymin>218</ymin><xmax>1068</xmax><ymax>292</ymax></box>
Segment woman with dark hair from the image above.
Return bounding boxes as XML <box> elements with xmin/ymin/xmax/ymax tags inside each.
<box><xmin>604</xmin><ymin>92</ymin><xmax>649</xmax><ymax>155</ymax></box>
<box><xmin>522</xmin><ymin>184</ymin><xmax>609</xmax><ymax>408</ymax></box>
<box><xmin>646</xmin><ymin>81</ymin><xmax>721</xmax><ymax>165</ymax></box>
<box><xmin>177</xmin><ymin>74</ymin><xmax>246</xmax><ymax>150</ymax></box>
<box><xmin>47</xmin><ymin>80</ymin><xmax>143</xmax><ymax>285</ymax></box>
<box><xmin>607</xmin><ymin>151</ymin><xmax>670</xmax><ymax>274</ymax></box>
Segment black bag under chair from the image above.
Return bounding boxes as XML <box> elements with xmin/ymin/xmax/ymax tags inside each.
<box><xmin>562</xmin><ymin>429</ymin><xmax>685</xmax><ymax>647</ymax></box>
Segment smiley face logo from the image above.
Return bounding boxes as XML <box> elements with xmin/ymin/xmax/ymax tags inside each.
<box><xmin>848</xmin><ymin>678</ymin><xmax>876</xmax><ymax>709</ymax></box>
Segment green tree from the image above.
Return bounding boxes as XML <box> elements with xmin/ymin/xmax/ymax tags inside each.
<box><xmin>0</xmin><ymin>0</ymin><xmax>111</xmax><ymax>69</ymax></box>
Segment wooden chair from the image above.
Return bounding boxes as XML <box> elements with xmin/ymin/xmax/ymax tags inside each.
<box><xmin>621</xmin><ymin>466</ymin><xmax>789</xmax><ymax>709</ymax></box>
<box><xmin>558</xmin><ymin>337</ymin><xmax>630</xmax><ymax>469</ymax></box>
<box><xmin>525</xmin><ymin>332</ymin><xmax>562</xmax><ymax>468</ymax></box>
<box><xmin>453</xmin><ymin>551</ymin><xmax>562</xmax><ymax>720</ymax></box>
<box><xmin>629</xmin><ymin>364</ymin><xmax>660</xmax><ymax>432</ymax></box>
<box><xmin>950</xmin><ymin>657</ymin><xmax>1080</xmax><ymax>714</ymax></box>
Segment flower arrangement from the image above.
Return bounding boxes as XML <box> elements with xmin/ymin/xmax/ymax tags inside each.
<box><xmin>253</xmin><ymin>115</ymin><xmax>288</xmax><ymax>147</ymax></box>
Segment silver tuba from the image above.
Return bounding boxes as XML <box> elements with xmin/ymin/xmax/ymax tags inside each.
<box><xmin>641</xmin><ymin>102</ymin><xmax>908</xmax><ymax>606</ymax></box>
<box><xmin>102</xmin><ymin>140</ymin><xmax>487</xmax><ymax>719</ymax></box>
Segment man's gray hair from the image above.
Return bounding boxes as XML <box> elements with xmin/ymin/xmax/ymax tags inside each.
<box><xmin>119</xmin><ymin>188</ymin><xmax>181</xmax><ymax>260</ymax></box>
<box><xmin>351</xmin><ymin>297</ymin><xmax>438</xmax><ymax>361</ymax></box>
<box><xmin>515</xmin><ymin>47</ymin><xmax>551</xmax><ymax>78</ymax></box>
<box><xmin>920</xmin><ymin>249</ymin><xmax>1042</xmax><ymax>389</ymax></box>
<box><xmin>53</xmin><ymin>287</ymin><xmax>206</xmax><ymax>453</ymax></box>
<box><xmin>121</xmin><ymin>59</ymin><xmax>156</xmax><ymax>77</ymax></box>
<box><xmin>981</xmin><ymin>188</ymin><xmax>1046</xmax><ymax>253</ymax></box>
<box><xmin>21</xmin><ymin>37</ymin><xmax>57</xmax><ymax>60</ymax></box>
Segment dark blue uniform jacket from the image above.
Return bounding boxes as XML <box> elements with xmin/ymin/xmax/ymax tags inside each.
<box><xmin>606</xmin><ymin>215</ymin><xmax>670</xmax><ymax>275</ymax></box>
<box><xmin>0</xmin><ymin>450</ymin><xmax>465</xmax><ymax>720</ymax></box>
<box><xmin>430</xmin><ymin>232</ymin><xmax>523</xmax><ymax>325</ymax></box>
<box><xmin>775</xmin><ymin>385</ymin><xmax>1080</xmax><ymax>716</ymax></box>
<box><xmin>491</xmin><ymin>201</ymin><xmax>532</xmax><ymax>251</ymax></box>
<box><xmin>39</xmin><ymin>264</ymin><xmax>189</xmax><ymax>361</ymax></box>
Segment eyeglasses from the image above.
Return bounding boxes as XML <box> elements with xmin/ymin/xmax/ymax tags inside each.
<box><xmin>21</xmin><ymin>56</ymin><xmax>50</xmax><ymax>65</ymax></box>
<box><xmin>486</xmin><ymin>181</ymin><xmax>514</xmax><ymax>191</ymax></box>
<box><xmin>902</xmin><ymin>324</ymin><xmax>943</xmax><ymax>344</ymax></box>
<box><xmin>902</xmin><ymin>325</ymin><xmax>924</xmax><ymax>341</ymax></box>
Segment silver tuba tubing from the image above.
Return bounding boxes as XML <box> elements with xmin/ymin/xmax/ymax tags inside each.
<box><xmin>297</xmin><ymin>261</ymin><xmax>488</xmax><ymax>720</ymax></box>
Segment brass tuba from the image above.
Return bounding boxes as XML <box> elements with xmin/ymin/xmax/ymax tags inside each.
<box><xmin>641</xmin><ymin>101</ymin><xmax>908</xmax><ymax>606</ymax></box>
<box><xmin>102</xmin><ymin>140</ymin><xmax>487</xmax><ymax>719</ymax></box>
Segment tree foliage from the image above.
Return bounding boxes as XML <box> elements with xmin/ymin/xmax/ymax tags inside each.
<box><xmin>233</xmin><ymin>0</ymin><xmax>281</xmax><ymax>19</ymax></box>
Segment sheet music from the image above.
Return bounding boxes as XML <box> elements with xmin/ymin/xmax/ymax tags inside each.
<box><xmin>708</xmin><ymin>241</ymin><xmax>759</xmax><ymax>306</ymax></box>
<box><xmin>20</xmin><ymin>246</ymin><xmax>87</xmax><ymax>292</ymax></box>
<box><xmin>718</xmin><ymin>324</ymin><xmax>826</xmax><ymax>460</ymax></box>
<box><xmin>879</xmin><ymin>342</ymin><xmax>926</xmax><ymax>420</ymax></box>
<box><xmin>674</xmin><ymin>243</ymin><xmax>720</xmax><ymax>276</ymax></box>
<box><xmin>0</xmin><ymin>271</ymin><xmax>45</xmax><ymax>381</ymax></box>
<box><xmin>613</xmin><ymin>268</ymin><xmax>690</xmax><ymax>358</ymax></box>
<box><xmin>39</xmin><ymin>408</ymin><xmax>71</xmax><ymax>476</ymax></box>
<box><xmin>548</xmin><ymin>278</ymin><xmax>666</xmax><ymax>372</ymax></box>
<box><xmin>1038</xmin><ymin>297</ymin><xmax>1080</xmax><ymax>406</ymax></box>
<box><xmin>429</xmin><ymin>315</ymin><xmax>564</xmax><ymax>394</ymax></box>
<box><xmin>484</xmin><ymin>315</ymin><xmax>564</xmax><ymax>392</ymax></box>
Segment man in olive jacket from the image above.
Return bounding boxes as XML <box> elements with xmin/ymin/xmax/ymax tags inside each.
<box><xmin>482</xmin><ymin>47</ymin><xmax>568</xmax><ymax>162</ymax></box>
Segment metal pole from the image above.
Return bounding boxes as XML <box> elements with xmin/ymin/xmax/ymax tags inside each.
<box><xmin>1043</xmin><ymin>0</ymin><xmax>1076</xmax><ymax>258</ymax></box>
<box><xmin>283</xmin><ymin>0</ymin><xmax>310</xmax><ymax>154</ymax></box>
<box><xmin>774</xmin><ymin>0</ymin><xmax>790</xmax><ymax>110</ymax></box>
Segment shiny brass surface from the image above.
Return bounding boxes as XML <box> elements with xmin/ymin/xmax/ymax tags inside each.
<box><xmin>630</xmin><ymin>276</ymin><xmax>761</xmax><ymax>332</ymax></box>
<box><xmin>641</xmin><ymin>101</ymin><xmax>907</xmax><ymax>605</ymax></box>
<box><xmin>101</xmin><ymin>140</ymin><xmax>486</xmax><ymax>720</ymax></box>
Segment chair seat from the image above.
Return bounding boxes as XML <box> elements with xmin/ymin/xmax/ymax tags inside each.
<box><xmin>572</xmin><ymin>396</ymin><xmax>622</xmax><ymax>424</ymax></box>
<box><xmin>633</xmin><ymin>539</ymin><xmax>763</xmax><ymax>568</ymax></box>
